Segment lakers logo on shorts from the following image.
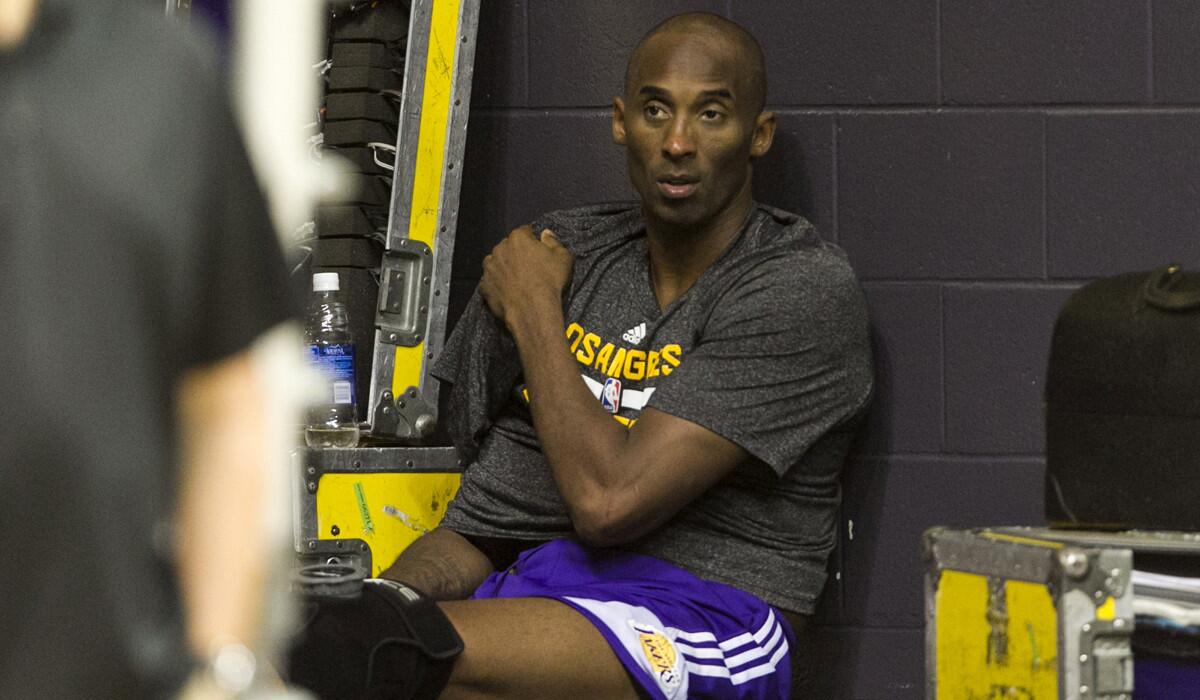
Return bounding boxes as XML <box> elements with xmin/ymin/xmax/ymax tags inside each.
<box><xmin>629</xmin><ymin>620</ymin><xmax>682</xmax><ymax>693</ymax></box>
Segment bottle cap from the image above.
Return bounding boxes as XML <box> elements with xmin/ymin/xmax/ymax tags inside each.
<box><xmin>312</xmin><ymin>272</ymin><xmax>340</xmax><ymax>292</ymax></box>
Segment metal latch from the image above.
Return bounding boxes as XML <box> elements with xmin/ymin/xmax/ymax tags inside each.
<box><xmin>377</xmin><ymin>238</ymin><xmax>432</xmax><ymax>346</ymax></box>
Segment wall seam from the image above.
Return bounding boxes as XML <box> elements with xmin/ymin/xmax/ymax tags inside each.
<box><xmin>935</xmin><ymin>0</ymin><xmax>943</xmax><ymax>104</ymax></box>
<box><xmin>1041</xmin><ymin>113</ymin><xmax>1049</xmax><ymax>278</ymax></box>
<box><xmin>521</xmin><ymin>0</ymin><xmax>531</xmax><ymax>108</ymax></box>
<box><xmin>831</xmin><ymin>116</ymin><xmax>840</xmax><ymax>244</ymax></box>
<box><xmin>938</xmin><ymin>284</ymin><xmax>947</xmax><ymax>452</ymax></box>
<box><xmin>1147</xmin><ymin>0</ymin><xmax>1155</xmax><ymax>103</ymax></box>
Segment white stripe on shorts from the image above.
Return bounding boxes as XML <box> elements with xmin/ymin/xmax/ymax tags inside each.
<box><xmin>670</xmin><ymin>611</ymin><xmax>789</xmax><ymax>686</ymax></box>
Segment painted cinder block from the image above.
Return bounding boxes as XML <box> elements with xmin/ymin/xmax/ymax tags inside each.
<box><xmin>1047</xmin><ymin>113</ymin><xmax>1200</xmax><ymax>278</ymax></box>
<box><xmin>526</xmin><ymin>0</ymin><xmax>725</xmax><ymax>108</ymax></box>
<box><xmin>454</xmin><ymin>111</ymin><xmax>632</xmax><ymax>279</ymax></box>
<box><xmin>471</xmin><ymin>0</ymin><xmax>527</xmax><ymax>108</ymax></box>
<box><xmin>732</xmin><ymin>0</ymin><xmax>938</xmax><ymax>106</ymax></box>
<box><xmin>838</xmin><ymin>456</ymin><xmax>1045</xmax><ymax>628</ymax></box>
<box><xmin>807</xmin><ymin>624</ymin><xmax>924</xmax><ymax>699</ymax></box>
<box><xmin>837</xmin><ymin>112</ymin><xmax>1044</xmax><ymax>280</ymax></box>
<box><xmin>1153</xmin><ymin>0</ymin><xmax>1200</xmax><ymax>103</ymax></box>
<box><xmin>752</xmin><ymin>111</ymin><xmax>834</xmax><ymax>239</ymax></box>
<box><xmin>941</xmin><ymin>0</ymin><xmax>1148</xmax><ymax>104</ymax></box>
<box><xmin>859</xmin><ymin>284</ymin><xmax>943</xmax><ymax>455</ymax></box>
<box><xmin>943</xmin><ymin>285</ymin><xmax>1079</xmax><ymax>454</ymax></box>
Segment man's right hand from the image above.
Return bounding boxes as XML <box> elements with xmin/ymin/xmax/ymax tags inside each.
<box><xmin>379</xmin><ymin>528</ymin><xmax>496</xmax><ymax>601</ymax></box>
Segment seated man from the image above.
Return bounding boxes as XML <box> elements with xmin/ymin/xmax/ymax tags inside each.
<box><xmin>289</xmin><ymin>12</ymin><xmax>872</xmax><ymax>700</ymax></box>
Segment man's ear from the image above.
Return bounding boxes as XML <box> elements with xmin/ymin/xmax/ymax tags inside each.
<box><xmin>750</xmin><ymin>110</ymin><xmax>776</xmax><ymax>158</ymax></box>
<box><xmin>612</xmin><ymin>97</ymin><xmax>627</xmax><ymax>145</ymax></box>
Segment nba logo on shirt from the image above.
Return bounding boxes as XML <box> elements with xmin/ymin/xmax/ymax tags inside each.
<box><xmin>600</xmin><ymin>377</ymin><xmax>622</xmax><ymax>413</ymax></box>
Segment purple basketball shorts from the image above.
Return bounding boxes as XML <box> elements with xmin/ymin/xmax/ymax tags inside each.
<box><xmin>471</xmin><ymin>538</ymin><xmax>794</xmax><ymax>700</ymax></box>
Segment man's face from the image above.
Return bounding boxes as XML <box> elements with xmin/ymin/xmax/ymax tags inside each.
<box><xmin>614</xmin><ymin>30</ymin><xmax>773</xmax><ymax>232</ymax></box>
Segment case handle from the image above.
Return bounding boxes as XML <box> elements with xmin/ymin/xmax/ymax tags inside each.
<box><xmin>1143</xmin><ymin>265</ymin><xmax>1200</xmax><ymax>311</ymax></box>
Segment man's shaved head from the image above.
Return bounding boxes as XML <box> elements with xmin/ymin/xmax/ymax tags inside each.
<box><xmin>624</xmin><ymin>13</ymin><xmax>767</xmax><ymax>115</ymax></box>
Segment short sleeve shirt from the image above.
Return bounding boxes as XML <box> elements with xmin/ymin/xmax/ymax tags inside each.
<box><xmin>438</xmin><ymin>203</ymin><xmax>872</xmax><ymax>613</ymax></box>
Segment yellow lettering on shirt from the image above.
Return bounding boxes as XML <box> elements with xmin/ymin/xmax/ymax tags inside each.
<box><xmin>561</xmin><ymin>324</ymin><xmax>684</xmax><ymax>382</ymax></box>
<box><xmin>624</xmin><ymin>349</ymin><xmax>646</xmax><ymax>381</ymax></box>
<box><xmin>576</xmin><ymin>332</ymin><xmax>601</xmax><ymax>365</ymax></box>
<box><xmin>593</xmin><ymin>342</ymin><xmax>615</xmax><ymax>374</ymax></box>
<box><xmin>607</xmin><ymin>348</ymin><xmax>627</xmax><ymax>378</ymax></box>
<box><xmin>565</xmin><ymin>322</ymin><xmax>585</xmax><ymax>353</ymax></box>
<box><xmin>660</xmin><ymin>344</ymin><xmax>682</xmax><ymax>376</ymax></box>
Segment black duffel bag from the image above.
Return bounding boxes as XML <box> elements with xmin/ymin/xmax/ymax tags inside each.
<box><xmin>1045</xmin><ymin>265</ymin><xmax>1200</xmax><ymax>530</ymax></box>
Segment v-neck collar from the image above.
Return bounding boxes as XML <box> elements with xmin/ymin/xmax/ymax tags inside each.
<box><xmin>637</xmin><ymin>205</ymin><xmax>766</xmax><ymax>318</ymax></box>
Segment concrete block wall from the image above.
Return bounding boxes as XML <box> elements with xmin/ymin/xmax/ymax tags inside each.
<box><xmin>452</xmin><ymin>2</ymin><xmax>1200</xmax><ymax>697</ymax></box>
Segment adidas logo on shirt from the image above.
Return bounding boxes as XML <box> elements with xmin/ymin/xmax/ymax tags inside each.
<box><xmin>622</xmin><ymin>322</ymin><xmax>647</xmax><ymax>345</ymax></box>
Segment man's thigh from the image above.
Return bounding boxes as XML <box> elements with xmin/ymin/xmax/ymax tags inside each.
<box><xmin>380</xmin><ymin>527</ymin><xmax>495</xmax><ymax>600</ymax></box>
<box><xmin>438</xmin><ymin>597</ymin><xmax>642</xmax><ymax>700</ymax></box>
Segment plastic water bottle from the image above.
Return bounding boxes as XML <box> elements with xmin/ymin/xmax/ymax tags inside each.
<box><xmin>305</xmin><ymin>272</ymin><xmax>360</xmax><ymax>448</ymax></box>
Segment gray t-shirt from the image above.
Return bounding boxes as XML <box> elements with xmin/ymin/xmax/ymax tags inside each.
<box><xmin>435</xmin><ymin>203</ymin><xmax>872</xmax><ymax>613</ymax></box>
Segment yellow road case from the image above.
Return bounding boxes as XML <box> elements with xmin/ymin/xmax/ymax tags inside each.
<box><xmin>925</xmin><ymin>527</ymin><xmax>1136</xmax><ymax>699</ymax></box>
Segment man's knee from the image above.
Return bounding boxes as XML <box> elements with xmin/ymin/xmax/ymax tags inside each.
<box><xmin>380</xmin><ymin>528</ymin><xmax>495</xmax><ymax>601</ymax></box>
<box><xmin>287</xmin><ymin>579</ymin><xmax>464</xmax><ymax>700</ymax></box>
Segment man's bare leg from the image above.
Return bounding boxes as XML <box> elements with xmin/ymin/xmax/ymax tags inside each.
<box><xmin>438</xmin><ymin>598</ymin><xmax>642</xmax><ymax>700</ymax></box>
<box><xmin>379</xmin><ymin>528</ymin><xmax>494</xmax><ymax>600</ymax></box>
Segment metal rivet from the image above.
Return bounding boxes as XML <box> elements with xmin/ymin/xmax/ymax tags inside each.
<box><xmin>1082</xmin><ymin>623</ymin><xmax>1091</xmax><ymax>633</ymax></box>
<box><xmin>307</xmin><ymin>541</ymin><xmax>316</xmax><ymax>550</ymax></box>
<box><xmin>307</xmin><ymin>467</ymin><xmax>316</xmax><ymax>475</ymax></box>
<box><xmin>353</xmin><ymin>460</ymin><xmax>362</xmax><ymax>468</ymax></box>
<box><xmin>389</xmin><ymin>333</ymin><xmax>398</xmax><ymax>341</ymax></box>
<box><xmin>382</xmin><ymin>406</ymin><xmax>391</xmax><ymax>414</ymax></box>
<box><xmin>307</xmin><ymin>482</ymin><xmax>317</xmax><ymax>493</ymax></box>
<box><xmin>406</xmin><ymin>460</ymin><xmax>415</xmax><ymax>467</ymax></box>
<box><xmin>410</xmin><ymin>389</ymin><xmax>418</xmax><ymax>397</ymax></box>
<box><xmin>441</xmin><ymin>226</ymin><xmax>447</xmax><ymax>232</ymax></box>
<box><xmin>434</xmin><ymin>289</ymin><xmax>441</xmax><ymax>296</ymax></box>
<box><xmin>1080</xmin><ymin>654</ymin><xmax>1089</xmax><ymax>663</ymax></box>
<box><xmin>1081</xmin><ymin>685</ymin><xmax>1089</xmax><ymax>694</ymax></box>
<box><xmin>1114</xmin><ymin>618</ymin><xmax>1126</xmax><ymax>629</ymax></box>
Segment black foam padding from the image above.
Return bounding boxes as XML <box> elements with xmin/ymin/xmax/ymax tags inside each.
<box><xmin>333</xmin><ymin>173</ymin><xmax>392</xmax><ymax>207</ymax></box>
<box><xmin>332</xmin><ymin>41</ymin><xmax>403</xmax><ymax>69</ymax></box>
<box><xmin>328</xmin><ymin>66</ymin><xmax>403</xmax><ymax>93</ymax></box>
<box><xmin>286</xmin><ymin>580</ymin><xmax>462</xmax><ymax>700</ymax></box>
<box><xmin>326</xmin><ymin>92</ymin><xmax>399</xmax><ymax>124</ymax></box>
<box><xmin>324</xmin><ymin>119</ymin><xmax>396</xmax><ymax>147</ymax></box>
<box><xmin>316</xmin><ymin>204</ymin><xmax>384</xmax><ymax>238</ymax></box>
<box><xmin>312</xmin><ymin>237</ymin><xmax>384</xmax><ymax>270</ymax></box>
<box><xmin>331</xmin><ymin>2</ymin><xmax>408</xmax><ymax>44</ymax></box>
<box><xmin>326</xmin><ymin>146</ymin><xmax>393</xmax><ymax>177</ymax></box>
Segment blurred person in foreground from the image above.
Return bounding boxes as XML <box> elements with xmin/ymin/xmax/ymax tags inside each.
<box><xmin>0</xmin><ymin>0</ymin><xmax>298</xmax><ymax>697</ymax></box>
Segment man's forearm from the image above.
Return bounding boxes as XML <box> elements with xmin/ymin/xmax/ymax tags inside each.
<box><xmin>506</xmin><ymin>299</ymin><xmax>641</xmax><ymax>542</ymax></box>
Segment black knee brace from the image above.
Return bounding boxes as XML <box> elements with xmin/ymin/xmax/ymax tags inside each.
<box><xmin>287</xmin><ymin>578</ymin><xmax>464</xmax><ymax>700</ymax></box>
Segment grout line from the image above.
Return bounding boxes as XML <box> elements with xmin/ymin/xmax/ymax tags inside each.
<box><xmin>1041</xmin><ymin>113</ymin><xmax>1049</xmax><ymax>278</ymax></box>
<box><xmin>476</xmin><ymin>104</ymin><xmax>1200</xmax><ymax>115</ymax></box>
<box><xmin>939</xmin><ymin>284</ymin><xmax>947</xmax><ymax>453</ymax></box>
<box><xmin>831</xmin><ymin>117</ymin><xmax>839</xmax><ymax>244</ymax></box>
<box><xmin>851</xmin><ymin>452</ymin><xmax>1048</xmax><ymax>463</ymax></box>
<box><xmin>1147</xmin><ymin>0</ymin><xmax>1155</xmax><ymax>103</ymax></box>
<box><xmin>521</xmin><ymin>0</ymin><xmax>531</xmax><ymax>108</ymax></box>
<box><xmin>935</xmin><ymin>0</ymin><xmax>943</xmax><ymax>104</ymax></box>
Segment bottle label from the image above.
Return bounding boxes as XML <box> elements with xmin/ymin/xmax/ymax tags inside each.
<box><xmin>310</xmin><ymin>343</ymin><xmax>356</xmax><ymax>405</ymax></box>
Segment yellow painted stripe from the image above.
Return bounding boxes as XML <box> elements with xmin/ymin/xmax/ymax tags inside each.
<box><xmin>392</xmin><ymin>343</ymin><xmax>425</xmax><ymax>400</ymax></box>
<box><xmin>1096</xmin><ymin>595</ymin><xmax>1116</xmax><ymax>620</ymax></box>
<box><xmin>393</xmin><ymin>0</ymin><xmax>461</xmax><ymax>398</ymax></box>
<box><xmin>980</xmin><ymin>531</ymin><xmax>1064</xmax><ymax>550</ymax></box>
<box><xmin>408</xmin><ymin>0</ymin><xmax>459</xmax><ymax>249</ymax></box>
